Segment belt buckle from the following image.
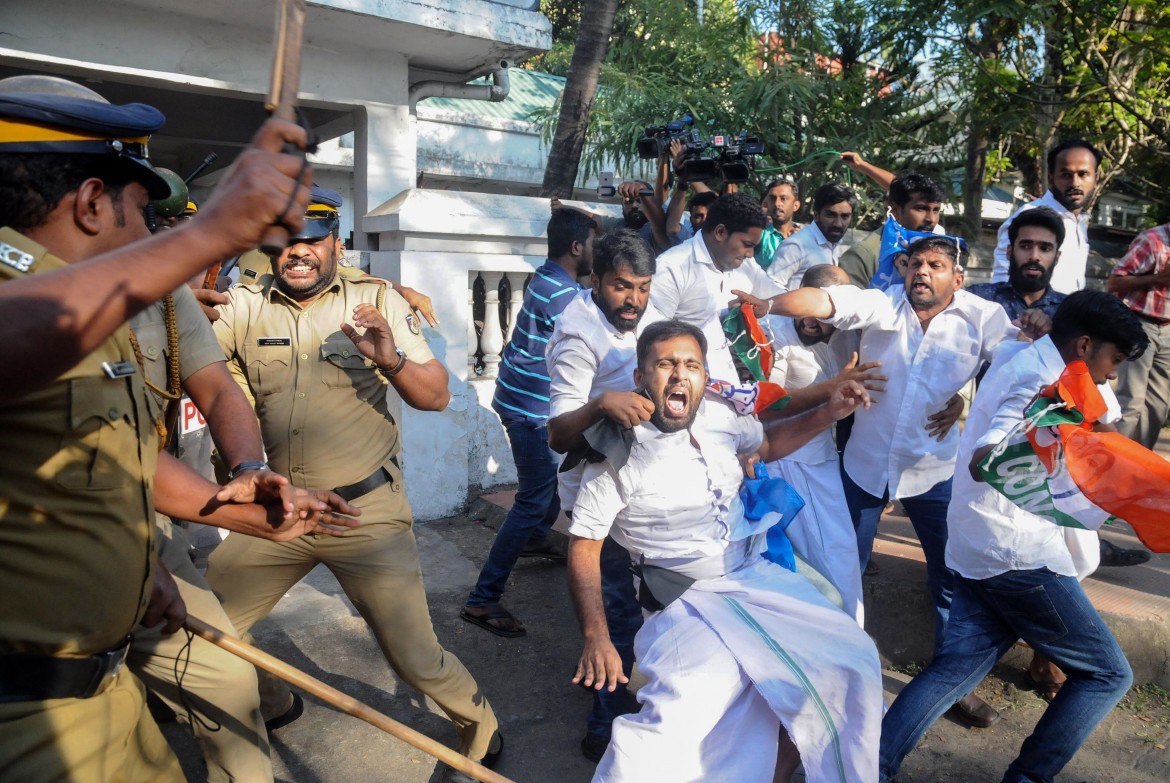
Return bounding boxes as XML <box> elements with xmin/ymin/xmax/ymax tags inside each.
<box><xmin>89</xmin><ymin>636</ymin><xmax>133</xmax><ymax>697</ymax></box>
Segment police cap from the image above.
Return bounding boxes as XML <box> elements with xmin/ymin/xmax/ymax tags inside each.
<box><xmin>289</xmin><ymin>184</ymin><xmax>343</xmax><ymax>243</ymax></box>
<box><xmin>0</xmin><ymin>75</ymin><xmax>171</xmax><ymax>199</ymax></box>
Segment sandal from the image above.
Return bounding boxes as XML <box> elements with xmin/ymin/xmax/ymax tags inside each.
<box><xmin>460</xmin><ymin>605</ymin><xmax>526</xmax><ymax>638</ymax></box>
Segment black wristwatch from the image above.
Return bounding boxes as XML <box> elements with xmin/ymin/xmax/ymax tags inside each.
<box><xmin>227</xmin><ymin>461</ymin><xmax>269</xmax><ymax>480</ymax></box>
<box><xmin>382</xmin><ymin>348</ymin><xmax>408</xmax><ymax>377</ymax></box>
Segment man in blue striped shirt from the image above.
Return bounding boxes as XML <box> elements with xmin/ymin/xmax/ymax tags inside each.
<box><xmin>462</xmin><ymin>207</ymin><xmax>598</xmax><ymax>636</ymax></box>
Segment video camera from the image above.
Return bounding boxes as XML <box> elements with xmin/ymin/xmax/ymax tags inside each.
<box><xmin>636</xmin><ymin>115</ymin><xmax>697</xmax><ymax>160</ymax></box>
<box><xmin>708</xmin><ymin>132</ymin><xmax>765</xmax><ymax>184</ymax></box>
<box><xmin>636</xmin><ymin>117</ymin><xmax>765</xmax><ymax>184</ymax></box>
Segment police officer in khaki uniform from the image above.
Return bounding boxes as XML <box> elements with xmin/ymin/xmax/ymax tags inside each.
<box><xmin>208</xmin><ymin>187</ymin><xmax>503</xmax><ymax>779</ymax></box>
<box><xmin>0</xmin><ymin>76</ymin><xmax>358</xmax><ymax>782</ymax></box>
<box><xmin>128</xmin><ymin>281</ymin><xmax>275</xmax><ymax>783</ymax></box>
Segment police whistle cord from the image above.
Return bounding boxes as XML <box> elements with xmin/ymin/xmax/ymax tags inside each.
<box><xmin>183</xmin><ymin>615</ymin><xmax>516</xmax><ymax>783</ymax></box>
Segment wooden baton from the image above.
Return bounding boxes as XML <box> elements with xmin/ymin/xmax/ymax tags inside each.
<box><xmin>259</xmin><ymin>0</ymin><xmax>308</xmax><ymax>258</ymax></box>
<box><xmin>183</xmin><ymin>615</ymin><xmax>515</xmax><ymax>783</ymax></box>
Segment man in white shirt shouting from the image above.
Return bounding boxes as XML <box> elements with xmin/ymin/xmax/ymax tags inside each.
<box><xmin>567</xmin><ymin>319</ymin><xmax>883</xmax><ymax>783</ymax></box>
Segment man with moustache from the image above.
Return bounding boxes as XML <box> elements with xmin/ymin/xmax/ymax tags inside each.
<box><xmin>567</xmin><ymin>319</ymin><xmax>883</xmax><ymax>783</ymax></box>
<box><xmin>742</xmin><ymin>236</ymin><xmax>1030</xmax><ymax>728</ymax></box>
<box><xmin>754</xmin><ymin>178</ymin><xmax>802</xmax><ymax>270</ymax></box>
<box><xmin>207</xmin><ymin>189</ymin><xmax>502</xmax><ymax>780</ymax></box>
<box><xmin>839</xmin><ymin>173</ymin><xmax>948</xmax><ymax>289</ymax></box>
<box><xmin>767</xmin><ymin>183</ymin><xmax>856</xmax><ymax>291</ymax></box>
<box><xmin>992</xmin><ymin>140</ymin><xmax>1102</xmax><ymax>294</ymax></box>
<box><xmin>547</xmin><ymin>229</ymin><xmax>656</xmax><ymax>762</ymax></box>
<box><xmin>461</xmin><ymin>207</ymin><xmax>597</xmax><ymax>638</ymax></box>
<box><xmin>648</xmin><ymin>191</ymin><xmax>780</xmax><ymax>383</ymax></box>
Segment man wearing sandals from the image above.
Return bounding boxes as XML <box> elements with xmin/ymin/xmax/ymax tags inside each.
<box><xmin>461</xmin><ymin>206</ymin><xmax>598</xmax><ymax>637</ymax></box>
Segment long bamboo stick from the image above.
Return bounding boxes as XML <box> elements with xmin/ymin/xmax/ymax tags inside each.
<box><xmin>184</xmin><ymin>615</ymin><xmax>514</xmax><ymax>783</ymax></box>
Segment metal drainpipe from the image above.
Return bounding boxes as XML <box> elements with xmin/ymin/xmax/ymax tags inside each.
<box><xmin>408</xmin><ymin>60</ymin><xmax>511</xmax><ymax>110</ymax></box>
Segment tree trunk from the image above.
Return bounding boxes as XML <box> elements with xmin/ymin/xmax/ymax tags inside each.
<box><xmin>962</xmin><ymin>118</ymin><xmax>990</xmax><ymax>239</ymax></box>
<box><xmin>540</xmin><ymin>0</ymin><xmax>620</xmax><ymax>198</ymax></box>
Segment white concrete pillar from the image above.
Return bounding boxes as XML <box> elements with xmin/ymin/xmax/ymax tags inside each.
<box><xmin>479</xmin><ymin>271</ymin><xmax>505</xmax><ymax>377</ymax></box>
<box><xmin>505</xmin><ymin>271</ymin><xmax>527</xmax><ymax>342</ymax></box>
<box><xmin>353</xmin><ymin>101</ymin><xmax>415</xmax><ymax>250</ymax></box>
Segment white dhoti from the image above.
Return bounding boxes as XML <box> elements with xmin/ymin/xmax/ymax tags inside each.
<box><xmin>594</xmin><ymin>557</ymin><xmax>882</xmax><ymax>783</ymax></box>
<box><xmin>770</xmin><ymin>457</ymin><xmax>865</xmax><ymax>626</ymax></box>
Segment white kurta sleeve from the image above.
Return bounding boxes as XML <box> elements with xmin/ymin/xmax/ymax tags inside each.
<box><xmin>822</xmin><ymin>284</ymin><xmax>891</xmax><ymax>331</ymax></box>
<box><xmin>548</xmin><ymin>334</ymin><xmax>599</xmax><ymax>419</ymax></box>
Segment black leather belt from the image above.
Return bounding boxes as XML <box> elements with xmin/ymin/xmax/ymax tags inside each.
<box><xmin>0</xmin><ymin>636</ymin><xmax>132</xmax><ymax>703</ymax></box>
<box><xmin>333</xmin><ymin>459</ymin><xmax>398</xmax><ymax>503</ymax></box>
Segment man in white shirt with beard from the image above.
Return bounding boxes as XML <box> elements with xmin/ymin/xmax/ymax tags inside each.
<box><xmin>546</xmin><ymin>229</ymin><xmax>657</xmax><ymax>762</ymax></box>
<box><xmin>568</xmin><ymin>319</ymin><xmax>883</xmax><ymax>783</ymax></box>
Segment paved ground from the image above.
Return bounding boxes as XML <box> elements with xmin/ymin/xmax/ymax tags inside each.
<box><xmin>165</xmin><ymin>478</ymin><xmax>1170</xmax><ymax>782</ymax></box>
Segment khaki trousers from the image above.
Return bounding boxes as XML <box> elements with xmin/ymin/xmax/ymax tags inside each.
<box><xmin>0</xmin><ymin>668</ymin><xmax>182</xmax><ymax>783</ymax></box>
<box><xmin>205</xmin><ymin>482</ymin><xmax>498</xmax><ymax>761</ymax></box>
<box><xmin>130</xmin><ymin>519</ymin><xmax>272</xmax><ymax>783</ymax></box>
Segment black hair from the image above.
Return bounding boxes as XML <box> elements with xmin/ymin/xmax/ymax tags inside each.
<box><xmin>0</xmin><ymin>153</ymin><xmax>140</xmax><ymax>231</ymax></box>
<box><xmin>801</xmin><ymin>264</ymin><xmax>850</xmax><ymax>289</ymax></box>
<box><xmin>888</xmin><ymin>172</ymin><xmax>946</xmax><ymax>207</ymax></box>
<box><xmin>1008</xmin><ymin>206</ymin><xmax>1066</xmax><ymax>247</ymax></box>
<box><xmin>703</xmin><ymin>191</ymin><xmax>768</xmax><ymax>236</ymax></box>
<box><xmin>547</xmin><ymin>207</ymin><xmax>598</xmax><ymax>259</ymax></box>
<box><xmin>592</xmin><ymin>229</ymin><xmax>656</xmax><ymax>279</ymax></box>
<box><xmin>812</xmin><ymin>183</ymin><xmax>858</xmax><ymax>214</ymax></box>
<box><xmin>904</xmin><ymin>235</ymin><xmax>965</xmax><ymax>268</ymax></box>
<box><xmin>1047</xmin><ymin>140</ymin><xmax>1103</xmax><ymax>174</ymax></box>
<box><xmin>636</xmin><ymin>319</ymin><xmax>707</xmax><ymax>371</ymax></box>
<box><xmin>1050</xmin><ymin>290</ymin><xmax>1148</xmax><ymax>361</ymax></box>
<box><xmin>687</xmin><ymin>191</ymin><xmax>718</xmax><ymax>211</ymax></box>
<box><xmin>761</xmin><ymin>178</ymin><xmax>799</xmax><ymax>202</ymax></box>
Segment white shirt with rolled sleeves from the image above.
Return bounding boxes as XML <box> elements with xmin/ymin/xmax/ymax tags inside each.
<box><xmin>569</xmin><ymin>396</ymin><xmax>766</xmax><ymax>579</ymax></box>
<box><xmin>946</xmin><ymin>337</ymin><xmax>1119</xmax><ymax>581</ymax></box>
<box><xmin>823</xmin><ymin>284</ymin><xmax>1018</xmax><ymax>499</ymax></box>
<box><xmin>766</xmin><ymin>222</ymin><xmax>843</xmax><ymax>292</ymax></box>
<box><xmin>991</xmin><ymin>190</ymin><xmax>1090</xmax><ymax>294</ymax></box>
<box><xmin>547</xmin><ymin>289</ymin><xmax>642</xmax><ymax>510</ymax></box>
<box><xmin>647</xmin><ymin>231</ymin><xmax>781</xmax><ymax>384</ymax></box>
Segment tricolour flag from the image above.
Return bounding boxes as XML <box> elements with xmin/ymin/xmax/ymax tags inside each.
<box><xmin>979</xmin><ymin>360</ymin><xmax>1170</xmax><ymax>552</ymax></box>
<box><xmin>715</xmin><ymin>302</ymin><xmax>790</xmax><ymax>414</ymax></box>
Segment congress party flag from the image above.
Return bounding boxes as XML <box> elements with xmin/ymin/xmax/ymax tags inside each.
<box><xmin>716</xmin><ymin>303</ymin><xmax>790</xmax><ymax>414</ymax></box>
<box><xmin>978</xmin><ymin>360</ymin><xmax>1170</xmax><ymax>552</ymax></box>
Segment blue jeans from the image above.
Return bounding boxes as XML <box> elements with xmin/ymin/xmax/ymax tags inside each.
<box><xmin>587</xmin><ymin>535</ymin><xmax>644</xmax><ymax>739</ymax></box>
<box><xmin>843</xmin><ymin>472</ymin><xmax>954</xmax><ymax>650</ymax></box>
<box><xmin>467</xmin><ymin>421</ymin><xmax>560</xmax><ymax>607</ymax></box>
<box><xmin>880</xmin><ymin>569</ymin><xmax>1132</xmax><ymax>783</ymax></box>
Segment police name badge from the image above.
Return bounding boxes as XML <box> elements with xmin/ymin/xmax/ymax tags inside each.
<box><xmin>405</xmin><ymin>313</ymin><xmax>421</xmax><ymax>335</ymax></box>
<box><xmin>0</xmin><ymin>241</ymin><xmax>36</xmax><ymax>273</ymax></box>
<box><xmin>179</xmin><ymin>395</ymin><xmax>208</xmax><ymax>435</ymax></box>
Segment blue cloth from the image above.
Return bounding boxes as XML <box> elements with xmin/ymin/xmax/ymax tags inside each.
<box><xmin>741</xmin><ymin>462</ymin><xmax>804</xmax><ymax>571</ymax></box>
<box><xmin>872</xmin><ymin>215</ymin><xmax>967</xmax><ymax>289</ymax></box>
<box><xmin>466</xmin><ymin>421</ymin><xmax>561</xmax><ymax>607</ymax></box>
<box><xmin>844</xmin><ymin>471</ymin><xmax>954</xmax><ymax>651</ymax></box>
<box><xmin>879</xmin><ymin>568</ymin><xmax>1132</xmax><ymax>783</ymax></box>
<box><xmin>491</xmin><ymin>261</ymin><xmax>581</xmax><ymax>425</ymax></box>
<box><xmin>967</xmin><ymin>281</ymin><xmax>1066</xmax><ymax>322</ymax></box>
<box><xmin>588</xmin><ymin>536</ymin><xmax>644</xmax><ymax>738</ymax></box>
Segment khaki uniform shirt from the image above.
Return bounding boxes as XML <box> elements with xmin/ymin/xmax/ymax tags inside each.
<box><xmin>213</xmin><ymin>273</ymin><xmax>433</xmax><ymax>492</ymax></box>
<box><xmin>0</xmin><ymin>228</ymin><xmax>159</xmax><ymax>656</ymax></box>
<box><xmin>130</xmin><ymin>285</ymin><xmax>224</xmax><ymax>475</ymax></box>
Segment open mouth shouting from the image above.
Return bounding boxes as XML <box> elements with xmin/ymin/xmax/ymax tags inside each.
<box><xmin>664</xmin><ymin>384</ymin><xmax>690</xmax><ymax>419</ymax></box>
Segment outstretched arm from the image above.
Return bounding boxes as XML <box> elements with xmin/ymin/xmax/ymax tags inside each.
<box><xmin>0</xmin><ymin>119</ymin><xmax>311</xmax><ymax>403</ymax></box>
